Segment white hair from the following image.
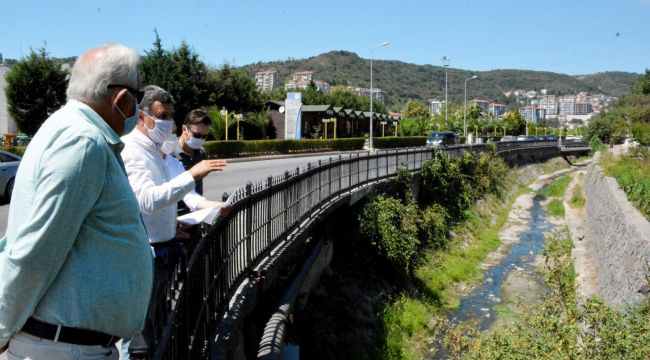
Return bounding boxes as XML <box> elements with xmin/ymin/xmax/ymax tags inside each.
<box><xmin>66</xmin><ymin>44</ymin><xmax>140</xmax><ymax>104</ymax></box>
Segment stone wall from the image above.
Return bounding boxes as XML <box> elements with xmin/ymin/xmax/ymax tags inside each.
<box><xmin>584</xmin><ymin>154</ymin><xmax>650</xmax><ymax>307</ymax></box>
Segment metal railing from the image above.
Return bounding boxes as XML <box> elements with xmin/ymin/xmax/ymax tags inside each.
<box><xmin>132</xmin><ymin>140</ymin><xmax>582</xmax><ymax>359</ymax></box>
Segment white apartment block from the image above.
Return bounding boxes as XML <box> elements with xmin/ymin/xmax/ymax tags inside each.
<box><xmin>0</xmin><ymin>65</ymin><xmax>17</xmax><ymax>134</ymax></box>
<box><xmin>254</xmin><ymin>70</ymin><xmax>280</xmax><ymax>92</ymax></box>
<box><xmin>354</xmin><ymin>87</ymin><xmax>388</xmax><ymax>105</ymax></box>
<box><xmin>519</xmin><ymin>106</ymin><xmax>546</xmax><ymax>123</ymax></box>
<box><xmin>430</xmin><ymin>99</ymin><xmax>444</xmax><ymax>114</ymax></box>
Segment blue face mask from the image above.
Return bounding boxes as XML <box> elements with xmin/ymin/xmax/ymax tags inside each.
<box><xmin>123</xmin><ymin>101</ymin><xmax>139</xmax><ymax>135</ymax></box>
<box><xmin>114</xmin><ymin>91</ymin><xmax>139</xmax><ymax>135</ymax></box>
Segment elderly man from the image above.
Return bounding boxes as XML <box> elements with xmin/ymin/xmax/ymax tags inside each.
<box><xmin>0</xmin><ymin>44</ymin><xmax>152</xmax><ymax>359</ymax></box>
<box><xmin>120</xmin><ymin>86</ymin><xmax>226</xmax><ymax>358</ymax></box>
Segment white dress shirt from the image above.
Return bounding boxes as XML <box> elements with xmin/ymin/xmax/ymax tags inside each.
<box><xmin>163</xmin><ymin>154</ymin><xmax>206</xmax><ymax>212</ymax></box>
<box><xmin>121</xmin><ymin>130</ymin><xmax>195</xmax><ymax>243</ymax></box>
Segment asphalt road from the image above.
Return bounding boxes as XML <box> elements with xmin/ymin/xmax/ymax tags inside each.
<box><xmin>0</xmin><ymin>154</ymin><xmax>342</xmax><ymax>237</ymax></box>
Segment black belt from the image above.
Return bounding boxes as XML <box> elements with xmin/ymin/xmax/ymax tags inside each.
<box><xmin>21</xmin><ymin>318</ymin><xmax>118</xmax><ymax>347</ymax></box>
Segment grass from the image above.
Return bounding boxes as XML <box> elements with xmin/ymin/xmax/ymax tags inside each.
<box><xmin>382</xmin><ymin>190</ymin><xmax>518</xmax><ymax>358</ymax></box>
<box><xmin>569</xmin><ymin>183</ymin><xmax>586</xmax><ymax>208</ymax></box>
<box><xmin>603</xmin><ymin>152</ymin><xmax>650</xmax><ymax>220</ymax></box>
<box><xmin>547</xmin><ymin>199</ymin><xmax>565</xmax><ymax>217</ymax></box>
<box><xmin>540</xmin><ymin>175</ymin><xmax>572</xmax><ymax>198</ymax></box>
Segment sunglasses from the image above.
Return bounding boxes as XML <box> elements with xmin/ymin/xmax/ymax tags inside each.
<box><xmin>107</xmin><ymin>84</ymin><xmax>144</xmax><ymax>102</ymax></box>
<box><xmin>185</xmin><ymin>127</ymin><xmax>209</xmax><ymax>139</ymax></box>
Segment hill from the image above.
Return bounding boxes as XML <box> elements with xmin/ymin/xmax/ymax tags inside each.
<box><xmin>241</xmin><ymin>51</ymin><xmax>639</xmax><ymax>111</ymax></box>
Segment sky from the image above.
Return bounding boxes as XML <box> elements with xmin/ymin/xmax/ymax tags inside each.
<box><xmin>1</xmin><ymin>0</ymin><xmax>649</xmax><ymax>75</ymax></box>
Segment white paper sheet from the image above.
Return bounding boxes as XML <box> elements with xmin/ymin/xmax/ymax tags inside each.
<box><xmin>177</xmin><ymin>192</ymin><xmax>235</xmax><ymax>225</ymax></box>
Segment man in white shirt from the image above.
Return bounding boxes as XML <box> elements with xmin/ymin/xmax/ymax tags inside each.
<box><xmin>120</xmin><ymin>85</ymin><xmax>226</xmax><ymax>358</ymax></box>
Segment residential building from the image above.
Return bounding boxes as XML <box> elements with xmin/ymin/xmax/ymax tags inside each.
<box><xmin>574</xmin><ymin>102</ymin><xmax>593</xmax><ymax>115</ymax></box>
<box><xmin>255</xmin><ymin>70</ymin><xmax>280</xmax><ymax>92</ymax></box>
<box><xmin>539</xmin><ymin>95</ymin><xmax>558</xmax><ymax>116</ymax></box>
<box><xmin>354</xmin><ymin>87</ymin><xmax>388</xmax><ymax>105</ymax></box>
<box><xmin>284</xmin><ymin>71</ymin><xmax>331</xmax><ymax>94</ymax></box>
<box><xmin>430</xmin><ymin>99</ymin><xmax>444</xmax><ymax>115</ymax></box>
<box><xmin>558</xmin><ymin>95</ymin><xmax>576</xmax><ymax>116</ymax></box>
<box><xmin>470</xmin><ymin>99</ymin><xmax>490</xmax><ymax>113</ymax></box>
<box><xmin>519</xmin><ymin>105</ymin><xmax>546</xmax><ymax>123</ymax></box>
<box><xmin>489</xmin><ymin>103</ymin><xmax>507</xmax><ymax>118</ymax></box>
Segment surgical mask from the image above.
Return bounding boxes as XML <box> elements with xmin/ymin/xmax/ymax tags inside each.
<box><xmin>186</xmin><ymin>134</ymin><xmax>206</xmax><ymax>149</ymax></box>
<box><xmin>161</xmin><ymin>134</ymin><xmax>181</xmax><ymax>156</ymax></box>
<box><xmin>114</xmin><ymin>97</ymin><xmax>139</xmax><ymax>135</ymax></box>
<box><xmin>143</xmin><ymin>113</ymin><xmax>174</xmax><ymax>145</ymax></box>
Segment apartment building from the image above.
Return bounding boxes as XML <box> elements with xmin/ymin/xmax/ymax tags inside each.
<box><xmin>254</xmin><ymin>70</ymin><xmax>280</xmax><ymax>92</ymax></box>
<box><xmin>470</xmin><ymin>99</ymin><xmax>490</xmax><ymax>113</ymax></box>
<box><xmin>519</xmin><ymin>105</ymin><xmax>546</xmax><ymax>123</ymax></box>
<box><xmin>489</xmin><ymin>103</ymin><xmax>507</xmax><ymax>118</ymax></box>
<box><xmin>430</xmin><ymin>99</ymin><xmax>444</xmax><ymax>115</ymax></box>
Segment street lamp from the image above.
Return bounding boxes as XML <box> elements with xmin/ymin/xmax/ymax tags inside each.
<box><xmin>463</xmin><ymin>75</ymin><xmax>478</xmax><ymax>140</ymax></box>
<box><xmin>322</xmin><ymin>118</ymin><xmax>332</xmax><ymax>139</ymax></box>
<box><xmin>220</xmin><ymin>108</ymin><xmax>228</xmax><ymax>140</ymax></box>
<box><xmin>369</xmin><ymin>41</ymin><xmax>389</xmax><ymax>149</ymax></box>
<box><xmin>235</xmin><ymin>114</ymin><xmax>242</xmax><ymax>140</ymax></box>
<box><xmin>442</xmin><ymin>56</ymin><xmax>450</xmax><ymax>128</ymax></box>
<box><xmin>380</xmin><ymin>120</ymin><xmax>387</xmax><ymax>137</ymax></box>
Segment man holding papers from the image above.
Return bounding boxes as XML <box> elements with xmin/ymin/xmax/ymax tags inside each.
<box><xmin>119</xmin><ymin>85</ymin><xmax>226</xmax><ymax>358</ymax></box>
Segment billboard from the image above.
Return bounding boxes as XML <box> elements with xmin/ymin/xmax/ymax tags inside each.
<box><xmin>285</xmin><ymin>92</ymin><xmax>302</xmax><ymax>139</ymax></box>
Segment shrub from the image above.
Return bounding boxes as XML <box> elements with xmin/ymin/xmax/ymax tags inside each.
<box><xmin>420</xmin><ymin>204</ymin><xmax>449</xmax><ymax>249</ymax></box>
<box><xmin>373</xmin><ymin>136</ymin><xmax>426</xmax><ymax>149</ymax></box>
<box><xmin>203</xmin><ymin>138</ymin><xmax>365</xmax><ymax>158</ymax></box>
<box><xmin>419</xmin><ymin>149</ymin><xmax>467</xmax><ymax>220</ymax></box>
<box><xmin>0</xmin><ymin>146</ymin><xmax>27</xmax><ymax>157</ymax></box>
<box><xmin>359</xmin><ymin>195</ymin><xmax>420</xmax><ymax>272</ymax></box>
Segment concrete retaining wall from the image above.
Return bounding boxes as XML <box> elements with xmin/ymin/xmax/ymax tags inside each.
<box><xmin>584</xmin><ymin>154</ymin><xmax>650</xmax><ymax>307</ymax></box>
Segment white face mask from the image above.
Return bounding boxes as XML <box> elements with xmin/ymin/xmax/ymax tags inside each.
<box><xmin>143</xmin><ymin>112</ymin><xmax>174</xmax><ymax>145</ymax></box>
<box><xmin>161</xmin><ymin>134</ymin><xmax>181</xmax><ymax>156</ymax></box>
<box><xmin>184</xmin><ymin>126</ymin><xmax>207</xmax><ymax>149</ymax></box>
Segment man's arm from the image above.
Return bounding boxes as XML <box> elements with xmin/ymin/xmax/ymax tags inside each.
<box><xmin>0</xmin><ymin>137</ymin><xmax>103</xmax><ymax>347</ymax></box>
<box><xmin>122</xmin><ymin>151</ymin><xmax>195</xmax><ymax>215</ymax></box>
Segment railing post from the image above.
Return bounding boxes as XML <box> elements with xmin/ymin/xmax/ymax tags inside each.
<box><xmin>295</xmin><ymin>167</ymin><xmax>300</xmax><ymax>221</ymax></box>
<box><xmin>266</xmin><ymin>176</ymin><xmax>273</xmax><ymax>256</ymax></box>
<box><xmin>339</xmin><ymin>155</ymin><xmax>342</xmax><ymax>196</ymax></box>
<box><xmin>307</xmin><ymin>163</ymin><xmax>312</xmax><ymax>212</ymax></box>
<box><xmin>283</xmin><ymin>170</ymin><xmax>290</xmax><ymax>234</ymax></box>
<box><xmin>316</xmin><ymin>161</ymin><xmax>321</xmax><ymax>209</ymax></box>
<box><xmin>328</xmin><ymin>157</ymin><xmax>333</xmax><ymax>201</ymax></box>
<box><xmin>245</xmin><ymin>181</ymin><xmax>253</xmax><ymax>265</ymax></box>
<box><xmin>348</xmin><ymin>153</ymin><xmax>353</xmax><ymax>194</ymax></box>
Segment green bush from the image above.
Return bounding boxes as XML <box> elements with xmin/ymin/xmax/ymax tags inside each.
<box><xmin>605</xmin><ymin>154</ymin><xmax>650</xmax><ymax>220</ymax></box>
<box><xmin>419</xmin><ymin>149</ymin><xmax>467</xmax><ymax>220</ymax></box>
<box><xmin>203</xmin><ymin>138</ymin><xmax>365</xmax><ymax>158</ymax></box>
<box><xmin>359</xmin><ymin>195</ymin><xmax>420</xmax><ymax>272</ymax></box>
<box><xmin>373</xmin><ymin>136</ymin><xmax>426</xmax><ymax>149</ymax></box>
<box><xmin>420</xmin><ymin>204</ymin><xmax>449</xmax><ymax>249</ymax></box>
<box><xmin>0</xmin><ymin>146</ymin><xmax>27</xmax><ymax>157</ymax></box>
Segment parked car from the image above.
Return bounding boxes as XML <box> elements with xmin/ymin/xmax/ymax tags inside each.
<box><xmin>500</xmin><ymin>135</ymin><xmax>517</xmax><ymax>142</ymax></box>
<box><xmin>527</xmin><ymin>135</ymin><xmax>537</xmax><ymax>141</ymax></box>
<box><xmin>0</xmin><ymin>150</ymin><xmax>21</xmax><ymax>199</ymax></box>
<box><xmin>537</xmin><ymin>135</ymin><xmax>548</xmax><ymax>140</ymax></box>
<box><xmin>546</xmin><ymin>134</ymin><xmax>557</xmax><ymax>141</ymax></box>
<box><xmin>516</xmin><ymin>135</ymin><xmax>527</xmax><ymax>141</ymax></box>
<box><xmin>565</xmin><ymin>135</ymin><xmax>577</xmax><ymax>141</ymax></box>
<box><xmin>426</xmin><ymin>131</ymin><xmax>460</xmax><ymax>147</ymax></box>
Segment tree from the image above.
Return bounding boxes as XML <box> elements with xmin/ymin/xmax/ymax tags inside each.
<box><xmin>140</xmin><ymin>33</ymin><xmax>212</xmax><ymax>123</ymax></box>
<box><xmin>210</xmin><ymin>64</ymin><xmax>262</xmax><ymax>113</ymax></box>
<box><xmin>402</xmin><ymin>99</ymin><xmax>429</xmax><ymax>119</ymax></box>
<box><xmin>632</xmin><ymin>69</ymin><xmax>650</xmax><ymax>95</ymax></box>
<box><xmin>5</xmin><ymin>47</ymin><xmax>68</xmax><ymax>136</ymax></box>
<box><xmin>502</xmin><ymin>111</ymin><xmax>526</xmax><ymax>135</ymax></box>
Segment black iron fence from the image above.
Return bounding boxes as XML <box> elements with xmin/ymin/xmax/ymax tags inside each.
<box><xmin>131</xmin><ymin>140</ymin><xmax>583</xmax><ymax>359</ymax></box>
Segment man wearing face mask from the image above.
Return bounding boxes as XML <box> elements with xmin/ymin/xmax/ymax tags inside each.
<box><xmin>178</xmin><ymin>109</ymin><xmax>213</xmax><ymax>195</ymax></box>
<box><xmin>119</xmin><ymin>85</ymin><xmax>226</xmax><ymax>359</ymax></box>
<box><xmin>161</xmin><ymin>123</ymin><xmax>229</xmax><ymax>212</ymax></box>
<box><xmin>0</xmin><ymin>44</ymin><xmax>152</xmax><ymax>359</ymax></box>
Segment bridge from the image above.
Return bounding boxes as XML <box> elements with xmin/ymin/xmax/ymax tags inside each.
<box><xmin>129</xmin><ymin>140</ymin><xmax>589</xmax><ymax>360</ymax></box>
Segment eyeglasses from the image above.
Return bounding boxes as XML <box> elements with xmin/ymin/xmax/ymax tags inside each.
<box><xmin>107</xmin><ymin>84</ymin><xmax>144</xmax><ymax>102</ymax></box>
<box><xmin>185</xmin><ymin>128</ymin><xmax>209</xmax><ymax>139</ymax></box>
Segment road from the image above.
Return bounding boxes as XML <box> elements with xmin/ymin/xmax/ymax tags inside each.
<box><xmin>0</xmin><ymin>154</ymin><xmax>341</xmax><ymax>237</ymax></box>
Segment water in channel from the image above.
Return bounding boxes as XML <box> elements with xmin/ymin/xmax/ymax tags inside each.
<box><xmin>450</xmin><ymin>193</ymin><xmax>553</xmax><ymax>330</ymax></box>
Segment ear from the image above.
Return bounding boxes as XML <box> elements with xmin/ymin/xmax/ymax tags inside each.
<box><xmin>112</xmin><ymin>88</ymin><xmax>130</xmax><ymax>107</ymax></box>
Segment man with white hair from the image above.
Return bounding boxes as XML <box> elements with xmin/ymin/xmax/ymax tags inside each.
<box><xmin>0</xmin><ymin>44</ymin><xmax>153</xmax><ymax>359</ymax></box>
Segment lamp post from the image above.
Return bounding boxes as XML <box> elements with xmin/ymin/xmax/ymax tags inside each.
<box><xmin>322</xmin><ymin>118</ymin><xmax>331</xmax><ymax>139</ymax></box>
<box><xmin>380</xmin><ymin>120</ymin><xmax>387</xmax><ymax>137</ymax></box>
<box><xmin>442</xmin><ymin>56</ymin><xmax>450</xmax><ymax>128</ymax></box>
<box><xmin>220</xmin><ymin>108</ymin><xmax>228</xmax><ymax>140</ymax></box>
<box><xmin>463</xmin><ymin>75</ymin><xmax>478</xmax><ymax>140</ymax></box>
<box><xmin>369</xmin><ymin>41</ymin><xmax>389</xmax><ymax>149</ymax></box>
<box><xmin>236</xmin><ymin>114</ymin><xmax>242</xmax><ymax>140</ymax></box>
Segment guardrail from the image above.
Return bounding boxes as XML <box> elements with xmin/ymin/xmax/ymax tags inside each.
<box><xmin>131</xmin><ymin>140</ymin><xmax>584</xmax><ymax>359</ymax></box>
